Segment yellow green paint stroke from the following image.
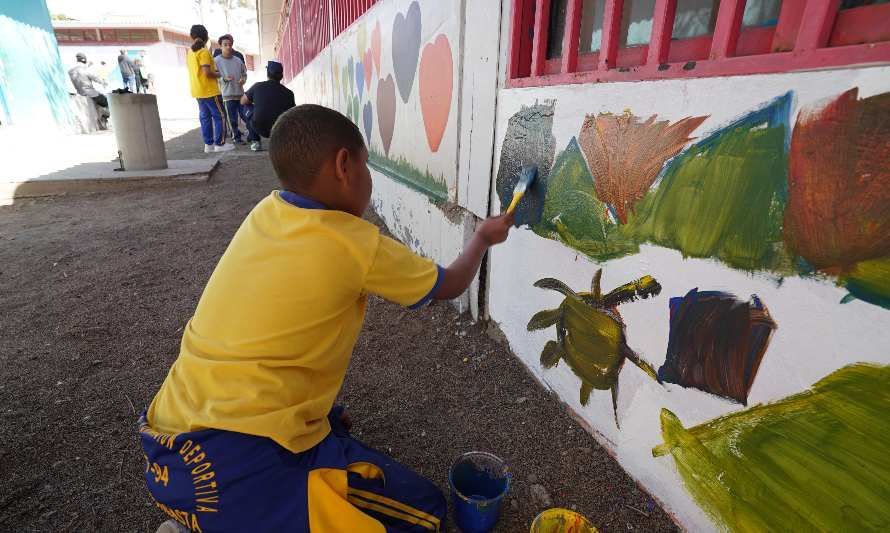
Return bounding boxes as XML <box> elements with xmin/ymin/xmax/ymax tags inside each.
<box><xmin>841</xmin><ymin>256</ymin><xmax>890</xmax><ymax>309</ymax></box>
<box><xmin>653</xmin><ymin>363</ymin><xmax>890</xmax><ymax>532</ymax></box>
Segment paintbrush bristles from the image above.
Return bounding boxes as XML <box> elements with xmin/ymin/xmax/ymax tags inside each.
<box><xmin>505</xmin><ymin>165</ymin><xmax>538</xmax><ymax>215</ymax></box>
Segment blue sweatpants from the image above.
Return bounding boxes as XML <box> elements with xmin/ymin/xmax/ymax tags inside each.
<box><xmin>139</xmin><ymin>408</ymin><xmax>446</xmax><ymax>532</ymax></box>
<box><xmin>223</xmin><ymin>99</ymin><xmax>259</xmax><ymax>142</ymax></box>
<box><xmin>197</xmin><ymin>96</ymin><xmax>227</xmax><ymax>146</ymax></box>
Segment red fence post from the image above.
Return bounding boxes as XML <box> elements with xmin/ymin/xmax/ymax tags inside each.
<box><xmin>530</xmin><ymin>0</ymin><xmax>552</xmax><ymax>76</ymax></box>
<box><xmin>647</xmin><ymin>0</ymin><xmax>677</xmax><ymax>65</ymax></box>
<box><xmin>711</xmin><ymin>0</ymin><xmax>747</xmax><ymax>59</ymax></box>
<box><xmin>598</xmin><ymin>0</ymin><xmax>624</xmax><ymax>70</ymax></box>
<box><xmin>795</xmin><ymin>0</ymin><xmax>841</xmax><ymax>50</ymax></box>
<box><xmin>561</xmin><ymin>0</ymin><xmax>582</xmax><ymax>73</ymax></box>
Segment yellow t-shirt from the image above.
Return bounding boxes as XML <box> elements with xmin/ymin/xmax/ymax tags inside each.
<box><xmin>147</xmin><ymin>191</ymin><xmax>440</xmax><ymax>453</ymax></box>
<box><xmin>187</xmin><ymin>47</ymin><xmax>220</xmax><ymax>99</ymax></box>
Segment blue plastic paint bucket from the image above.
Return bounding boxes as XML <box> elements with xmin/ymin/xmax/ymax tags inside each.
<box><xmin>449</xmin><ymin>451</ymin><xmax>511</xmax><ymax>533</ymax></box>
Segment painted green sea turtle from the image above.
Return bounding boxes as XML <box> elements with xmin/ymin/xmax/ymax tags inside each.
<box><xmin>527</xmin><ymin>269</ymin><xmax>661</xmax><ymax>427</ymax></box>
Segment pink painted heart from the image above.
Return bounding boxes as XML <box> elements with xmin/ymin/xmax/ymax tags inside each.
<box><xmin>363</xmin><ymin>48</ymin><xmax>373</xmax><ymax>90</ymax></box>
<box><xmin>371</xmin><ymin>22</ymin><xmax>382</xmax><ymax>74</ymax></box>
<box><xmin>377</xmin><ymin>75</ymin><xmax>397</xmax><ymax>156</ymax></box>
<box><xmin>418</xmin><ymin>35</ymin><xmax>453</xmax><ymax>152</ymax></box>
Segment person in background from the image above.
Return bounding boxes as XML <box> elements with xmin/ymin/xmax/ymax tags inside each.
<box><xmin>240</xmin><ymin>61</ymin><xmax>294</xmax><ymax>152</ymax></box>
<box><xmin>214</xmin><ymin>35</ymin><xmax>254</xmax><ymax>146</ymax></box>
<box><xmin>117</xmin><ymin>49</ymin><xmax>137</xmax><ymax>92</ymax></box>
<box><xmin>211</xmin><ymin>33</ymin><xmax>245</xmax><ymax>63</ymax></box>
<box><xmin>135</xmin><ymin>58</ymin><xmax>151</xmax><ymax>93</ymax></box>
<box><xmin>187</xmin><ymin>24</ymin><xmax>233</xmax><ymax>153</ymax></box>
<box><xmin>69</xmin><ymin>52</ymin><xmax>109</xmax><ymax>129</ymax></box>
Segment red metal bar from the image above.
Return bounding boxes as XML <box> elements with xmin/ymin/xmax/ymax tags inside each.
<box><xmin>508</xmin><ymin>0</ymin><xmax>525</xmax><ymax>78</ymax></box>
<box><xmin>710</xmin><ymin>0</ymin><xmax>746</xmax><ymax>59</ymax></box>
<box><xmin>597</xmin><ymin>0</ymin><xmax>624</xmax><ymax>70</ymax></box>
<box><xmin>771</xmin><ymin>0</ymin><xmax>806</xmax><ymax>52</ymax></box>
<box><xmin>795</xmin><ymin>0</ymin><xmax>841</xmax><ymax>50</ymax></box>
<box><xmin>647</xmin><ymin>0</ymin><xmax>677</xmax><ymax>65</ymax></box>
<box><xmin>561</xmin><ymin>0</ymin><xmax>583</xmax><ymax>72</ymax></box>
<box><xmin>530</xmin><ymin>0</ymin><xmax>552</xmax><ymax>76</ymax></box>
<box><xmin>598</xmin><ymin>0</ymin><xmax>624</xmax><ymax>70</ymax></box>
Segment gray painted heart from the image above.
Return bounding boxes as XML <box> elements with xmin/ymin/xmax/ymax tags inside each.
<box><xmin>391</xmin><ymin>1</ymin><xmax>421</xmax><ymax>103</ymax></box>
<box><xmin>362</xmin><ymin>101</ymin><xmax>373</xmax><ymax>145</ymax></box>
<box><xmin>377</xmin><ymin>75</ymin><xmax>397</xmax><ymax>156</ymax></box>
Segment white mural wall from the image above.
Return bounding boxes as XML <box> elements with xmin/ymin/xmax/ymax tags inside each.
<box><xmin>488</xmin><ymin>62</ymin><xmax>890</xmax><ymax>531</ymax></box>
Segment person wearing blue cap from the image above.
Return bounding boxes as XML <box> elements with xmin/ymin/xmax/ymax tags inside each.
<box><xmin>240</xmin><ymin>60</ymin><xmax>295</xmax><ymax>151</ymax></box>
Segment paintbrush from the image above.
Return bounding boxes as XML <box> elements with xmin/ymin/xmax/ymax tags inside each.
<box><xmin>505</xmin><ymin>165</ymin><xmax>538</xmax><ymax>215</ymax></box>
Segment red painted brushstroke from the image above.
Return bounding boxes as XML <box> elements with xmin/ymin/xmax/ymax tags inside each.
<box><xmin>785</xmin><ymin>88</ymin><xmax>890</xmax><ymax>271</ymax></box>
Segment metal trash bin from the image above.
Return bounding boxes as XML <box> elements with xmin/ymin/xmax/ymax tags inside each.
<box><xmin>108</xmin><ymin>93</ymin><xmax>167</xmax><ymax>171</ymax></box>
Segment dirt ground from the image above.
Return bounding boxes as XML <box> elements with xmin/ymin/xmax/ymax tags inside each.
<box><xmin>0</xmin><ymin>130</ymin><xmax>678</xmax><ymax>532</ymax></box>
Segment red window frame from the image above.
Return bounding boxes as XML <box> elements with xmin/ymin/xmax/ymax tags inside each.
<box><xmin>508</xmin><ymin>0</ymin><xmax>890</xmax><ymax>87</ymax></box>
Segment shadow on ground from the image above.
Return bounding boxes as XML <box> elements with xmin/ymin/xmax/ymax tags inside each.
<box><xmin>0</xmin><ymin>129</ymin><xmax>677</xmax><ymax>532</ymax></box>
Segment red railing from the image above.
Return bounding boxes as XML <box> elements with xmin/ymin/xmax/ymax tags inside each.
<box><xmin>275</xmin><ymin>0</ymin><xmax>377</xmax><ymax>81</ymax></box>
<box><xmin>508</xmin><ymin>0</ymin><xmax>890</xmax><ymax>87</ymax></box>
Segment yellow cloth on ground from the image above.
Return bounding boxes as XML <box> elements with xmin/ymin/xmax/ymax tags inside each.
<box><xmin>147</xmin><ymin>191</ymin><xmax>439</xmax><ymax>453</ymax></box>
<box><xmin>187</xmin><ymin>47</ymin><xmax>220</xmax><ymax>99</ymax></box>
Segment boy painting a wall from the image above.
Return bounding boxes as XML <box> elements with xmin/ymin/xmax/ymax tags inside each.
<box><xmin>140</xmin><ymin>104</ymin><xmax>513</xmax><ymax>532</ymax></box>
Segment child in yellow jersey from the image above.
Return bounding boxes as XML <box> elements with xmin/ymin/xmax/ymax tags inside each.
<box><xmin>187</xmin><ymin>24</ymin><xmax>233</xmax><ymax>154</ymax></box>
<box><xmin>140</xmin><ymin>104</ymin><xmax>513</xmax><ymax>533</ymax></box>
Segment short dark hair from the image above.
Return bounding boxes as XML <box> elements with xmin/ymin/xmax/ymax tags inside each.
<box><xmin>268</xmin><ymin>71</ymin><xmax>283</xmax><ymax>82</ymax></box>
<box><xmin>218</xmin><ymin>34</ymin><xmax>233</xmax><ymax>46</ymax></box>
<box><xmin>269</xmin><ymin>104</ymin><xmax>366</xmax><ymax>189</ymax></box>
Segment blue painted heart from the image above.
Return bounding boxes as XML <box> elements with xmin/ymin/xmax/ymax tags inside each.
<box><xmin>391</xmin><ymin>1</ymin><xmax>421</xmax><ymax>103</ymax></box>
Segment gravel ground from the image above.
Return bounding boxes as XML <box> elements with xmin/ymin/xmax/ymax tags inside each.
<box><xmin>0</xmin><ymin>129</ymin><xmax>678</xmax><ymax>532</ymax></box>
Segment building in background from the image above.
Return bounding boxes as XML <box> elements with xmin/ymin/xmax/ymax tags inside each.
<box><xmin>54</xmin><ymin>21</ymin><xmax>261</xmax><ymax>119</ymax></box>
<box><xmin>0</xmin><ymin>0</ymin><xmax>77</xmax><ymax>129</ymax></box>
<box><xmin>258</xmin><ymin>0</ymin><xmax>890</xmax><ymax>531</ymax></box>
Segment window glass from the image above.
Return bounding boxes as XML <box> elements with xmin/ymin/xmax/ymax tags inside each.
<box><xmin>547</xmin><ymin>0</ymin><xmax>569</xmax><ymax>58</ymax></box>
<box><xmin>841</xmin><ymin>0</ymin><xmax>890</xmax><ymax>8</ymax></box>
<box><xmin>580</xmin><ymin>0</ymin><xmax>605</xmax><ymax>52</ymax></box>
<box><xmin>743</xmin><ymin>0</ymin><xmax>782</xmax><ymax>27</ymax></box>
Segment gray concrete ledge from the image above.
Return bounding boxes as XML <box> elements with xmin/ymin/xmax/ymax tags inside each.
<box><xmin>1</xmin><ymin>159</ymin><xmax>219</xmax><ymax>203</ymax></box>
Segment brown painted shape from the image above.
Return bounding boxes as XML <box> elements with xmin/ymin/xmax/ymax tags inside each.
<box><xmin>376</xmin><ymin>75</ymin><xmax>397</xmax><ymax>156</ymax></box>
<box><xmin>659</xmin><ymin>290</ymin><xmax>777</xmax><ymax>404</ymax></box>
<box><xmin>577</xmin><ymin>112</ymin><xmax>707</xmax><ymax>224</ymax></box>
<box><xmin>785</xmin><ymin>88</ymin><xmax>890</xmax><ymax>270</ymax></box>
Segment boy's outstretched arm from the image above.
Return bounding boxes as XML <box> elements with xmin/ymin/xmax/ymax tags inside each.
<box><xmin>433</xmin><ymin>214</ymin><xmax>514</xmax><ymax>300</ymax></box>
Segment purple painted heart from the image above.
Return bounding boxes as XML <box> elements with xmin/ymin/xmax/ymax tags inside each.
<box><xmin>377</xmin><ymin>75</ymin><xmax>396</xmax><ymax>156</ymax></box>
<box><xmin>391</xmin><ymin>1</ymin><xmax>421</xmax><ymax>103</ymax></box>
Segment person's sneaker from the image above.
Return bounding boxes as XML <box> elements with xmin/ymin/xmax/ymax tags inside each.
<box><xmin>204</xmin><ymin>144</ymin><xmax>214</xmax><ymax>153</ymax></box>
<box><xmin>214</xmin><ymin>143</ymin><xmax>235</xmax><ymax>153</ymax></box>
<box><xmin>250</xmin><ymin>141</ymin><xmax>261</xmax><ymax>152</ymax></box>
<box><xmin>155</xmin><ymin>520</ymin><xmax>189</xmax><ymax>533</ymax></box>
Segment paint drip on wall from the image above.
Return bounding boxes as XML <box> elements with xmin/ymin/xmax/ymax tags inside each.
<box><xmin>577</xmin><ymin>111</ymin><xmax>707</xmax><ymax>224</ymax></box>
<box><xmin>528</xmin><ymin>269</ymin><xmax>661</xmax><ymax>426</ymax></box>
<box><xmin>496</xmin><ymin>101</ymin><xmax>556</xmax><ymax>227</ymax></box>
<box><xmin>657</xmin><ymin>289</ymin><xmax>777</xmax><ymax>404</ymax></box>
<box><xmin>785</xmin><ymin>88</ymin><xmax>890</xmax><ymax>307</ymax></box>
<box><xmin>653</xmin><ymin>363</ymin><xmax>890</xmax><ymax>532</ymax></box>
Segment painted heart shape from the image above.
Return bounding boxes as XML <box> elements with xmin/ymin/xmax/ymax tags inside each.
<box><xmin>357</xmin><ymin>24</ymin><xmax>367</xmax><ymax>58</ymax></box>
<box><xmin>355</xmin><ymin>62</ymin><xmax>364</xmax><ymax>99</ymax></box>
<box><xmin>419</xmin><ymin>35</ymin><xmax>453</xmax><ymax>152</ymax></box>
<box><xmin>371</xmin><ymin>22</ymin><xmax>382</xmax><ymax>74</ymax></box>
<box><xmin>362</xmin><ymin>101</ymin><xmax>374</xmax><ymax>144</ymax></box>
<box><xmin>391</xmin><ymin>1</ymin><xmax>422</xmax><ymax>103</ymax></box>
<box><xmin>340</xmin><ymin>65</ymin><xmax>349</xmax><ymax>104</ymax></box>
<box><xmin>352</xmin><ymin>95</ymin><xmax>360</xmax><ymax>125</ymax></box>
<box><xmin>377</xmin><ymin>75</ymin><xmax>397</xmax><ymax>156</ymax></box>
<box><xmin>347</xmin><ymin>57</ymin><xmax>355</xmax><ymax>97</ymax></box>
<box><xmin>363</xmin><ymin>48</ymin><xmax>373</xmax><ymax>90</ymax></box>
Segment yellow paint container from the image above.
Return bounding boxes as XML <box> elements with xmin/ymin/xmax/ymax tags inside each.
<box><xmin>530</xmin><ymin>508</ymin><xmax>597</xmax><ymax>533</ymax></box>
